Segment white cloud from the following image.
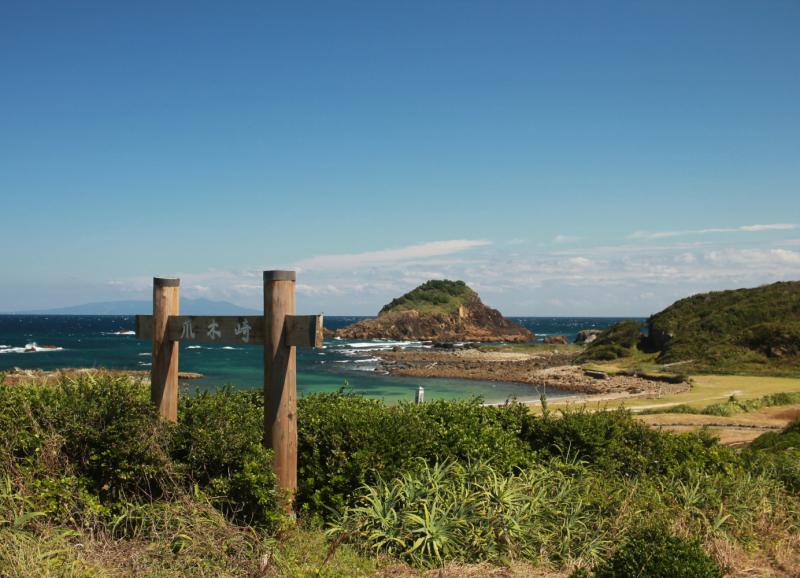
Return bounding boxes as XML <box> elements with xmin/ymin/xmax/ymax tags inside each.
<box><xmin>704</xmin><ymin>249</ymin><xmax>800</xmax><ymax>266</ymax></box>
<box><xmin>185</xmin><ymin>285</ymin><xmax>213</xmax><ymax>298</ymax></box>
<box><xmin>565</xmin><ymin>257</ymin><xmax>595</xmax><ymax>269</ymax></box>
<box><xmin>294</xmin><ymin>239</ymin><xmax>491</xmax><ymax>271</ymax></box>
<box><xmin>629</xmin><ymin>224</ymin><xmax>798</xmax><ymax>240</ymax></box>
<box><xmin>231</xmin><ymin>284</ymin><xmax>261</xmax><ymax>295</ymax></box>
<box><xmin>554</xmin><ymin>235</ymin><xmax>582</xmax><ymax>243</ymax></box>
<box><xmin>740</xmin><ymin>224</ymin><xmax>798</xmax><ymax>231</ymax></box>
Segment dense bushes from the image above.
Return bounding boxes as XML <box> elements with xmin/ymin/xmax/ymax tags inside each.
<box><xmin>174</xmin><ymin>386</ymin><xmax>277</xmax><ymax>524</ymax></box>
<box><xmin>588</xmin><ymin>532</ymin><xmax>721</xmax><ymax>578</ymax></box>
<box><xmin>522</xmin><ymin>403</ymin><xmax>738</xmax><ymax>478</ymax></box>
<box><xmin>378</xmin><ymin>279</ymin><xmax>473</xmax><ymax>316</ymax></box>
<box><xmin>297</xmin><ymin>390</ymin><xmax>746</xmax><ymax>515</ymax></box>
<box><xmin>329</xmin><ymin>459</ymin><xmax>615</xmax><ymax>567</ymax></box>
<box><xmin>0</xmin><ymin>376</ymin><xmax>277</xmax><ymax>528</ymax></box>
<box><xmin>296</xmin><ymin>391</ymin><xmax>532</xmax><ymax>512</ymax></box>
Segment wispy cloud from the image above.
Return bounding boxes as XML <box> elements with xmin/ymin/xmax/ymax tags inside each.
<box><xmin>740</xmin><ymin>224</ymin><xmax>798</xmax><ymax>231</ymax></box>
<box><xmin>628</xmin><ymin>224</ymin><xmax>797</xmax><ymax>240</ymax></box>
<box><xmin>89</xmin><ymin>236</ymin><xmax>800</xmax><ymax>316</ymax></box>
<box><xmin>553</xmin><ymin>235</ymin><xmax>582</xmax><ymax>243</ymax></box>
<box><xmin>294</xmin><ymin>239</ymin><xmax>491</xmax><ymax>271</ymax></box>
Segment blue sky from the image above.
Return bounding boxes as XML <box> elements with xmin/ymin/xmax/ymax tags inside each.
<box><xmin>1</xmin><ymin>1</ymin><xmax>798</xmax><ymax>316</ymax></box>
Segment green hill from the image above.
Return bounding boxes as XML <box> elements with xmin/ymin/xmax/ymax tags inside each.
<box><xmin>649</xmin><ymin>281</ymin><xmax>800</xmax><ymax>372</ymax></box>
<box><xmin>377</xmin><ymin>279</ymin><xmax>474</xmax><ymax>317</ymax></box>
<box><xmin>578</xmin><ymin>281</ymin><xmax>800</xmax><ymax>374</ymax></box>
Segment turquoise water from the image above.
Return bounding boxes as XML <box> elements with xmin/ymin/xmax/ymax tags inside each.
<box><xmin>0</xmin><ymin>315</ymin><xmax>643</xmax><ymax>404</ymax></box>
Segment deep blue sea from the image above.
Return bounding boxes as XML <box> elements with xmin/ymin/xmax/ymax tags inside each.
<box><xmin>0</xmin><ymin>315</ymin><xmax>644</xmax><ymax>404</ymax></box>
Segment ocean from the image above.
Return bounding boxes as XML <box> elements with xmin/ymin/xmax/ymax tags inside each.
<box><xmin>0</xmin><ymin>315</ymin><xmax>644</xmax><ymax>404</ymax></box>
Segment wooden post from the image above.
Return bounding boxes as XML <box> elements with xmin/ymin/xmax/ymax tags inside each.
<box><xmin>151</xmin><ymin>277</ymin><xmax>180</xmax><ymax>422</ymax></box>
<box><xmin>264</xmin><ymin>270</ymin><xmax>297</xmax><ymax>507</ymax></box>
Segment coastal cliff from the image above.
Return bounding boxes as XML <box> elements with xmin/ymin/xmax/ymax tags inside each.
<box><xmin>329</xmin><ymin>280</ymin><xmax>535</xmax><ymax>342</ymax></box>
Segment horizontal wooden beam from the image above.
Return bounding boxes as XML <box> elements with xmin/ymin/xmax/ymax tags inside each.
<box><xmin>285</xmin><ymin>314</ymin><xmax>324</xmax><ymax>347</ymax></box>
<box><xmin>135</xmin><ymin>314</ymin><xmax>323</xmax><ymax>347</ymax></box>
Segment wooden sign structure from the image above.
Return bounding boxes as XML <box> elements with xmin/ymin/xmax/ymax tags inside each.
<box><xmin>135</xmin><ymin>271</ymin><xmax>322</xmax><ymax>506</ymax></box>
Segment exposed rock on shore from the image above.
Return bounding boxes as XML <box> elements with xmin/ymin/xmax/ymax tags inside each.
<box><xmin>574</xmin><ymin>329</ymin><xmax>602</xmax><ymax>344</ymax></box>
<box><xmin>367</xmin><ymin>348</ymin><xmax>690</xmax><ymax>397</ymax></box>
<box><xmin>544</xmin><ymin>336</ymin><xmax>568</xmax><ymax>344</ymax></box>
<box><xmin>2</xmin><ymin>367</ymin><xmax>203</xmax><ymax>386</ymax></box>
<box><xmin>332</xmin><ymin>281</ymin><xmax>535</xmax><ymax>343</ymax></box>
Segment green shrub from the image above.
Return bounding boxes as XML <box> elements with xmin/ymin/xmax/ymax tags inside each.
<box><xmin>641</xmin><ymin>391</ymin><xmax>800</xmax><ymax>417</ymax></box>
<box><xmin>590</xmin><ymin>532</ymin><xmax>720</xmax><ymax>578</ymax></box>
<box><xmin>784</xmin><ymin>417</ymin><xmax>800</xmax><ymax>435</ymax></box>
<box><xmin>0</xmin><ymin>375</ymin><xmax>175</xmax><ymax>501</ymax></box>
<box><xmin>646</xmin><ymin>281</ymin><xmax>800</xmax><ymax>371</ymax></box>
<box><xmin>296</xmin><ymin>390</ymin><xmax>532</xmax><ymax>514</ymax></box>
<box><xmin>744</xmin><ymin>423</ymin><xmax>800</xmax><ymax>492</ymax></box>
<box><xmin>174</xmin><ymin>386</ymin><xmax>277</xmax><ymax>525</ymax></box>
<box><xmin>520</xmin><ymin>405</ymin><xmax>739</xmax><ymax>479</ymax></box>
<box><xmin>378</xmin><ymin>279</ymin><xmax>473</xmax><ymax>316</ymax></box>
<box><xmin>0</xmin><ymin>376</ymin><xmax>278</xmax><ymax>528</ymax></box>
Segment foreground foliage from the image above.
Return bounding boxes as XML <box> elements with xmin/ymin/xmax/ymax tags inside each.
<box><xmin>1</xmin><ymin>373</ymin><xmax>800</xmax><ymax>575</ymax></box>
<box><xmin>586</xmin><ymin>531</ymin><xmax>721</xmax><ymax>578</ymax></box>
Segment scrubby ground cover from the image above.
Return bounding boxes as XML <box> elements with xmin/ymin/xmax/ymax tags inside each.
<box><xmin>2</xmin><ymin>373</ymin><xmax>800</xmax><ymax>576</ymax></box>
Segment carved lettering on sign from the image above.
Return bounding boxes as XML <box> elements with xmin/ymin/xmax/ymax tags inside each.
<box><xmin>181</xmin><ymin>320</ymin><xmax>195</xmax><ymax>339</ymax></box>
<box><xmin>235</xmin><ymin>319</ymin><xmax>251</xmax><ymax>343</ymax></box>
<box><xmin>207</xmin><ymin>319</ymin><xmax>221</xmax><ymax>340</ymax></box>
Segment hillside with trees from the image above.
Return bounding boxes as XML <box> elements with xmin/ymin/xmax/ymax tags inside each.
<box><xmin>577</xmin><ymin>281</ymin><xmax>800</xmax><ymax>374</ymax></box>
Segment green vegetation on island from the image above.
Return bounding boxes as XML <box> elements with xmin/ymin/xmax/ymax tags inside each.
<box><xmin>3</xmin><ymin>373</ymin><xmax>800</xmax><ymax>575</ymax></box>
<box><xmin>377</xmin><ymin>279</ymin><xmax>473</xmax><ymax>317</ymax></box>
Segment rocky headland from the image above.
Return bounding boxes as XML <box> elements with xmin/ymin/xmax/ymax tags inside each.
<box><xmin>328</xmin><ymin>280</ymin><xmax>536</xmax><ymax>343</ymax></box>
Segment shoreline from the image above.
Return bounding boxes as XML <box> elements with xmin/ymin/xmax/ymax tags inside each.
<box><xmin>1</xmin><ymin>366</ymin><xmax>203</xmax><ymax>386</ymax></box>
<box><xmin>366</xmin><ymin>347</ymin><xmax>691</xmax><ymax>398</ymax></box>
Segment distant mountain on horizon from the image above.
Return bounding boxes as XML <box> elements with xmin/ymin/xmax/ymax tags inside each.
<box><xmin>8</xmin><ymin>298</ymin><xmax>262</xmax><ymax>316</ymax></box>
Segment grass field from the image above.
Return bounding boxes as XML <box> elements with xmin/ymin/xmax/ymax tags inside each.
<box><xmin>536</xmin><ymin>373</ymin><xmax>800</xmax><ymax>446</ymax></box>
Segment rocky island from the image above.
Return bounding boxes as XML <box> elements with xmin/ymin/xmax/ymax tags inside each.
<box><xmin>328</xmin><ymin>279</ymin><xmax>536</xmax><ymax>343</ymax></box>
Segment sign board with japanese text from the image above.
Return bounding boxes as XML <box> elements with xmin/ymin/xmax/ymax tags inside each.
<box><xmin>135</xmin><ymin>314</ymin><xmax>322</xmax><ymax>347</ymax></box>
